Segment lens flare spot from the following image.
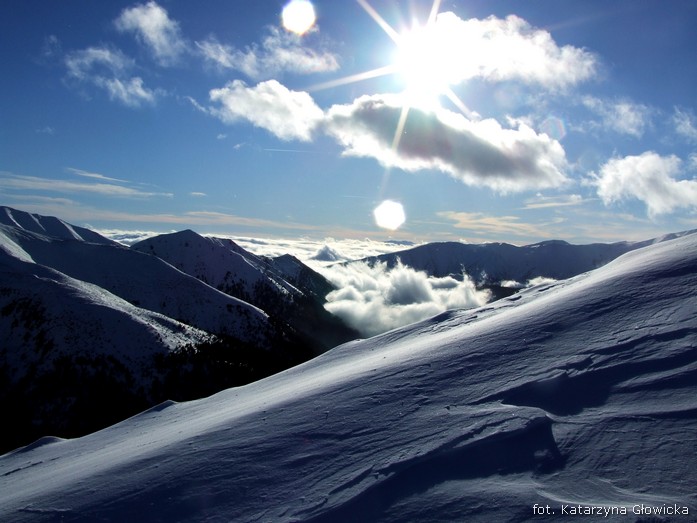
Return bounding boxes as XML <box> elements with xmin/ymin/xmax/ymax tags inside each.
<box><xmin>374</xmin><ymin>200</ymin><xmax>406</xmax><ymax>230</ymax></box>
<box><xmin>540</xmin><ymin>116</ymin><xmax>566</xmax><ymax>141</ymax></box>
<box><xmin>282</xmin><ymin>0</ymin><xmax>316</xmax><ymax>35</ymax></box>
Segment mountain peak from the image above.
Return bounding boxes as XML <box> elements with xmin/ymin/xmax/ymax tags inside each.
<box><xmin>0</xmin><ymin>206</ymin><xmax>114</xmax><ymax>244</ymax></box>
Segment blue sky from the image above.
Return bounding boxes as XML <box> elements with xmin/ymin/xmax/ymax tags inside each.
<box><xmin>2</xmin><ymin>0</ymin><xmax>697</xmax><ymax>245</ymax></box>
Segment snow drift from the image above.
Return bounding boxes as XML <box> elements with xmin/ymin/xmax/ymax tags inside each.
<box><xmin>1</xmin><ymin>231</ymin><xmax>695</xmax><ymax>521</ymax></box>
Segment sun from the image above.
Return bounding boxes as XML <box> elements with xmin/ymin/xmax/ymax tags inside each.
<box><xmin>394</xmin><ymin>21</ymin><xmax>456</xmax><ymax>102</ymax></box>
<box><xmin>282</xmin><ymin>0</ymin><xmax>316</xmax><ymax>35</ymax></box>
<box><xmin>374</xmin><ymin>200</ymin><xmax>406</xmax><ymax>230</ymax></box>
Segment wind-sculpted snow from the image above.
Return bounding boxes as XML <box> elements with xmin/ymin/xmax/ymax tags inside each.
<box><xmin>1</xmin><ymin>232</ymin><xmax>695</xmax><ymax>521</ymax></box>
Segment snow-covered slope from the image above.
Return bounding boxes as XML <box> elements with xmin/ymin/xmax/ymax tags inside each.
<box><xmin>2</xmin><ymin>232</ymin><xmax>695</xmax><ymax>522</ymax></box>
<box><xmin>0</xmin><ymin>230</ymin><xmax>215</xmax><ymax>452</ymax></box>
<box><xmin>355</xmin><ymin>234</ymin><xmax>695</xmax><ymax>284</ymax></box>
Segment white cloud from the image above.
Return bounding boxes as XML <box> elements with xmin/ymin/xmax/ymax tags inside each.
<box><xmin>582</xmin><ymin>96</ymin><xmax>651</xmax><ymax>137</ymax></box>
<box><xmin>589</xmin><ymin>151</ymin><xmax>697</xmax><ymax>217</ymax></box>
<box><xmin>196</xmin><ymin>26</ymin><xmax>338</xmax><ymax>78</ymax></box>
<box><xmin>500</xmin><ymin>276</ymin><xmax>556</xmax><ymax>289</ymax></box>
<box><xmin>190</xmin><ymin>192</ymin><xmax>206</xmax><ymax>197</ymax></box>
<box><xmin>673</xmin><ymin>107</ymin><xmax>697</xmax><ymax>144</ymax></box>
<box><xmin>320</xmin><ymin>260</ymin><xmax>490</xmax><ymax>336</ymax></box>
<box><xmin>65</xmin><ymin>46</ymin><xmax>132</xmax><ymax>79</ymax></box>
<box><xmin>115</xmin><ymin>1</ymin><xmax>187</xmax><ymax>66</ymax></box>
<box><xmin>325</xmin><ymin>94</ymin><xmax>569</xmax><ymax>192</ymax></box>
<box><xmin>64</xmin><ymin>46</ymin><xmax>158</xmax><ymax>107</ymax></box>
<box><xmin>418</xmin><ymin>12</ymin><xmax>597</xmax><ymax>89</ymax></box>
<box><xmin>209</xmin><ymin>80</ymin><xmax>324</xmax><ymax>141</ymax></box>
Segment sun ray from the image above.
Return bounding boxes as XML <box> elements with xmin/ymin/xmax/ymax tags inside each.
<box><xmin>426</xmin><ymin>0</ymin><xmax>441</xmax><ymax>25</ymax></box>
<box><xmin>356</xmin><ymin>0</ymin><xmax>401</xmax><ymax>44</ymax></box>
<box><xmin>391</xmin><ymin>103</ymin><xmax>411</xmax><ymax>152</ymax></box>
<box><xmin>443</xmin><ymin>87</ymin><xmax>478</xmax><ymax>120</ymax></box>
<box><xmin>305</xmin><ymin>64</ymin><xmax>397</xmax><ymax>92</ymax></box>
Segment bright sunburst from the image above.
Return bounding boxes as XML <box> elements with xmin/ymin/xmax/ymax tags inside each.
<box><xmin>391</xmin><ymin>3</ymin><xmax>456</xmax><ymax>104</ymax></box>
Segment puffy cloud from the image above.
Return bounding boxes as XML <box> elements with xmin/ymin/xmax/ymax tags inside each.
<box><xmin>673</xmin><ymin>107</ymin><xmax>697</xmax><ymax>144</ymax></box>
<box><xmin>589</xmin><ymin>151</ymin><xmax>697</xmax><ymax>217</ymax></box>
<box><xmin>325</xmin><ymin>94</ymin><xmax>569</xmax><ymax>192</ymax></box>
<box><xmin>114</xmin><ymin>1</ymin><xmax>187</xmax><ymax>66</ymax></box>
<box><xmin>414</xmin><ymin>12</ymin><xmax>596</xmax><ymax>89</ymax></box>
<box><xmin>64</xmin><ymin>46</ymin><xmax>158</xmax><ymax>107</ymax></box>
<box><xmin>196</xmin><ymin>27</ymin><xmax>338</xmax><ymax>78</ymax></box>
<box><xmin>582</xmin><ymin>96</ymin><xmax>651</xmax><ymax>137</ymax></box>
<box><xmin>209</xmin><ymin>80</ymin><xmax>324</xmax><ymax>141</ymax></box>
<box><xmin>500</xmin><ymin>276</ymin><xmax>556</xmax><ymax>289</ymax></box>
<box><xmin>320</xmin><ymin>260</ymin><xmax>490</xmax><ymax>336</ymax></box>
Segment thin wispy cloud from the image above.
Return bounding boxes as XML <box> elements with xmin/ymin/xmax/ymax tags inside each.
<box><xmin>115</xmin><ymin>1</ymin><xmax>187</xmax><ymax>66</ymax></box>
<box><xmin>0</xmin><ymin>172</ymin><xmax>171</xmax><ymax>198</ymax></box>
<box><xmin>582</xmin><ymin>96</ymin><xmax>651</xmax><ymax>137</ymax></box>
<box><xmin>196</xmin><ymin>26</ymin><xmax>339</xmax><ymax>78</ymax></box>
<box><xmin>588</xmin><ymin>151</ymin><xmax>697</xmax><ymax>217</ymax></box>
<box><xmin>673</xmin><ymin>107</ymin><xmax>697</xmax><ymax>144</ymax></box>
<box><xmin>522</xmin><ymin>193</ymin><xmax>586</xmax><ymax>209</ymax></box>
<box><xmin>438</xmin><ymin>211</ymin><xmax>561</xmax><ymax>238</ymax></box>
<box><xmin>64</xmin><ymin>46</ymin><xmax>158</xmax><ymax>107</ymax></box>
<box><xmin>65</xmin><ymin>167</ymin><xmax>129</xmax><ymax>184</ymax></box>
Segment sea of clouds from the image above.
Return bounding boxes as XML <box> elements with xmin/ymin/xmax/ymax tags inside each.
<box><xmin>317</xmin><ymin>260</ymin><xmax>490</xmax><ymax>337</ymax></box>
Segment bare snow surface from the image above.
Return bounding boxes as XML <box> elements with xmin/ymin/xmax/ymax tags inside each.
<box><xmin>2</xmin><ymin>232</ymin><xmax>696</xmax><ymax>521</ymax></box>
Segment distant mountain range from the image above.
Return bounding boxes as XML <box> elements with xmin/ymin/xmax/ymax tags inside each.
<box><xmin>354</xmin><ymin>235</ymin><xmax>686</xmax><ymax>283</ymax></box>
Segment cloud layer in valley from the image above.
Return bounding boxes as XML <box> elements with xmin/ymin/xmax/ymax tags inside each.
<box><xmin>320</xmin><ymin>260</ymin><xmax>490</xmax><ymax>336</ymax></box>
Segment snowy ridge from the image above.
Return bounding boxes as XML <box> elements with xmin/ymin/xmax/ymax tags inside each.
<box><xmin>354</xmin><ymin>232</ymin><xmax>697</xmax><ymax>284</ymax></box>
<box><xmin>0</xmin><ymin>224</ymin><xmax>272</xmax><ymax>344</ymax></box>
<box><xmin>133</xmin><ymin>230</ymin><xmax>359</xmax><ymax>351</ymax></box>
<box><xmin>1</xmin><ymin>232</ymin><xmax>695</xmax><ymax>521</ymax></box>
<box><xmin>132</xmin><ymin>230</ymin><xmax>302</xmax><ymax>300</ymax></box>
<box><xmin>0</xmin><ymin>206</ymin><xmax>115</xmax><ymax>245</ymax></box>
